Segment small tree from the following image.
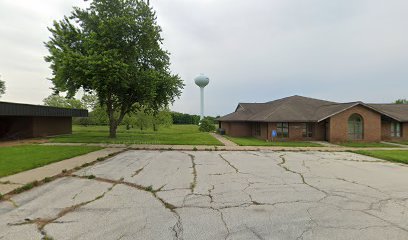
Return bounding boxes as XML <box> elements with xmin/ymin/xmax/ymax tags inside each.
<box><xmin>45</xmin><ymin>0</ymin><xmax>183</xmax><ymax>138</ymax></box>
<box><xmin>90</xmin><ymin>106</ymin><xmax>109</xmax><ymax>125</ymax></box>
<box><xmin>77</xmin><ymin>117</ymin><xmax>92</xmax><ymax>127</ymax></box>
<box><xmin>135</xmin><ymin>110</ymin><xmax>151</xmax><ymax>131</ymax></box>
<box><xmin>0</xmin><ymin>75</ymin><xmax>5</xmax><ymax>98</ymax></box>
<box><xmin>152</xmin><ymin>108</ymin><xmax>172</xmax><ymax>131</ymax></box>
<box><xmin>123</xmin><ymin>113</ymin><xmax>137</xmax><ymax>130</ymax></box>
<box><xmin>395</xmin><ymin>99</ymin><xmax>408</xmax><ymax>104</ymax></box>
<box><xmin>199</xmin><ymin>118</ymin><xmax>216</xmax><ymax>132</ymax></box>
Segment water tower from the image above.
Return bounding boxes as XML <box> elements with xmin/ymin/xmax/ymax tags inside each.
<box><xmin>194</xmin><ymin>74</ymin><xmax>209</xmax><ymax>120</ymax></box>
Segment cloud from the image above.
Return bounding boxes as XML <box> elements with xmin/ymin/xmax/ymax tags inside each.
<box><xmin>0</xmin><ymin>0</ymin><xmax>407</xmax><ymax>116</ymax></box>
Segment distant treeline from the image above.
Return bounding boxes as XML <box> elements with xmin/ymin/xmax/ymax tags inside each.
<box><xmin>171</xmin><ymin>112</ymin><xmax>218</xmax><ymax>125</ymax></box>
<box><xmin>171</xmin><ymin>112</ymin><xmax>201</xmax><ymax>125</ymax></box>
<box><xmin>43</xmin><ymin>94</ymin><xmax>218</xmax><ymax>126</ymax></box>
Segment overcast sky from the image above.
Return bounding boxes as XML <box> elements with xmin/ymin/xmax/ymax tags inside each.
<box><xmin>1</xmin><ymin>0</ymin><xmax>407</xmax><ymax>116</ymax></box>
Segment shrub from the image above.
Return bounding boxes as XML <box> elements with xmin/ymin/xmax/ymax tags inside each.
<box><xmin>199</xmin><ymin>118</ymin><xmax>216</xmax><ymax>132</ymax></box>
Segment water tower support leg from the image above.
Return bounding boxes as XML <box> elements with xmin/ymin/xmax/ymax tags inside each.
<box><xmin>200</xmin><ymin>87</ymin><xmax>204</xmax><ymax>120</ymax></box>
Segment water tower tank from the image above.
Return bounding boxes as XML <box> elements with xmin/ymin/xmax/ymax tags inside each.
<box><xmin>194</xmin><ymin>74</ymin><xmax>209</xmax><ymax>88</ymax></box>
<box><xmin>194</xmin><ymin>74</ymin><xmax>210</xmax><ymax>120</ymax></box>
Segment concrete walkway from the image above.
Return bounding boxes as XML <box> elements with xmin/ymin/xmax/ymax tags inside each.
<box><xmin>381</xmin><ymin>141</ymin><xmax>408</xmax><ymax>148</ymax></box>
<box><xmin>309</xmin><ymin>141</ymin><xmax>341</xmax><ymax>147</ymax></box>
<box><xmin>0</xmin><ymin>148</ymin><xmax>124</xmax><ymax>195</ymax></box>
<box><xmin>41</xmin><ymin>142</ymin><xmax>408</xmax><ymax>152</ymax></box>
<box><xmin>210</xmin><ymin>133</ymin><xmax>238</xmax><ymax>146</ymax></box>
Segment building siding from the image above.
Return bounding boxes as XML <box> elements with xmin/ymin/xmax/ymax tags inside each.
<box><xmin>220</xmin><ymin>121</ymin><xmax>251</xmax><ymax>137</ymax></box>
<box><xmin>32</xmin><ymin>117</ymin><xmax>72</xmax><ymax>137</ymax></box>
<box><xmin>221</xmin><ymin>121</ymin><xmax>326</xmax><ymax>141</ymax></box>
<box><xmin>0</xmin><ymin>116</ymin><xmax>72</xmax><ymax>140</ymax></box>
<box><xmin>328</xmin><ymin>105</ymin><xmax>381</xmax><ymax>142</ymax></box>
<box><xmin>219</xmin><ymin>105</ymin><xmax>406</xmax><ymax>143</ymax></box>
<box><xmin>381</xmin><ymin>120</ymin><xmax>408</xmax><ymax>141</ymax></box>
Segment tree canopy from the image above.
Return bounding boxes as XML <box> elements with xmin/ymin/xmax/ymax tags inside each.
<box><xmin>45</xmin><ymin>0</ymin><xmax>183</xmax><ymax>137</ymax></box>
<box><xmin>395</xmin><ymin>99</ymin><xmax>408</xmax><ymax>104</ymax></box>
<box><xmin>0</xmin><ymin>76</ymin><xmax>5</xmax><ymax>98</ymax></box>
<box><xmin>43</xmin><ymin>94</ymin><xmax>85</xmax><ymax>109</ymax></box>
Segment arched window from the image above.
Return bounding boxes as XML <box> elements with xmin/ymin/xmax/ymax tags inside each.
<box><xmin>348</xmin><ymin>114</ymin><xmax>363</xmax><ymax>140</ymax></box>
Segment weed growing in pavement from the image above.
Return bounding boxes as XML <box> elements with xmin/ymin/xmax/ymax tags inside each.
<box><xmin>15</xmin><ymin>181</ymin><xmax>39</xmax><ymax>194</ymax></box>
<box><xmin>145</xmin><ymin>185</ymin><xmax>154</xmax><ymax>192</ymax></box>
<box><xmin>43</xmin><ymin>177</ymin><xmax>52</xmax><ymax>183</ymax></box>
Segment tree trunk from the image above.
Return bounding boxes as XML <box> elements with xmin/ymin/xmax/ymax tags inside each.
<box><xmin>106</xmin><ymin>96</ymin><xmax>127</xmax><ymax>138</ymax></box>
<box><xmin>109</xmin><ymin>121</ymin><xmax>118</xmax><ymax>138</ymax></box>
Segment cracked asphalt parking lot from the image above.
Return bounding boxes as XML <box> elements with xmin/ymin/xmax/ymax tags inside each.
<box><xmin>1</xmin><ymin>150</ymin><xmax>408</xmax><ymax>240</ymax></box>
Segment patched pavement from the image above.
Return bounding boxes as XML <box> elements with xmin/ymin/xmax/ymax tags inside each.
<box><xmin>1</xmin><ymin>150</ymin><xmax>408</xmax><ymax>239</ymax></box>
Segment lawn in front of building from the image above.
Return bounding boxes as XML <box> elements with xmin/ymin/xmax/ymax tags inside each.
<box><xmin>0</xmin><ymin>145</ymin><xmax>102</xmax><ymax>177</ymax></box>
<box><xmin>353</xmin><ymin>150</ymin><xmax>408</xmax><ymax>164</ymax></box>
<box><xmin>225</xmin><ymin>136</ymin><xmax>323</xmax><ymax>147</ymax></box>
<box><xmin>50</xmin><ymin>125</ymin><xmax>222</xmax><ymax>146</ymax></box>
<box><xmin>338</xmin><ymin>142</ymin><xmax>400</xmax><ymax>148</ymax></box>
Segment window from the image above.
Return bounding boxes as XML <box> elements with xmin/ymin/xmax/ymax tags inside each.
<box><xmin>302</xmin><ymin>123</ymin><xmax>313</xmax><ymax>138</ymax></box>
<box><xmin>254</xmin><ymin>123</ymin><xmax>261</xmax><ymax>136</ymax></box>
<box><xmin>348</xmin><ymin>114</ymin><xmax>363</xmax><ymax>140</ymax></box>
<box><xmin>277</xmin><ymin>122</ymin><xmax>289</xmax><ymax>138</ymax></box>
<box><xmin>391</xmin><ymin>122</ymin><xmax>402</xmax><ymax>137</ymax></box>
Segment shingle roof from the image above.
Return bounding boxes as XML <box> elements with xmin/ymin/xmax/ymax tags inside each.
<box><xmin>218</xmin><ymin>95</ymin><xmax>408</xmax><ymax>122</ymax></box>
<box><xmin>368</xmin><ymin>104</ymin><xmax>408</xmax><ymax>122</ymax></box>
<box><xmin>0</xmin><ymin>101</ymin><xmax>88</xmax><ymax>117</ymax></box>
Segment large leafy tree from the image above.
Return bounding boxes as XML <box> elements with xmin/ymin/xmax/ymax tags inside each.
<box><xmin>45</xmin><ymin>0</ymin><xmax>183</xmax><ymax>137</ymax></box>
<box><xmin>0</xmin><ymin>75</ymin><xmax>5</xmax><ymax>98</ymax></box>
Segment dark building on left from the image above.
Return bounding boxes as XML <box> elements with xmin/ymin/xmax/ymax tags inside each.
<box><xmin>0</xmin><ymin>101</ymin><xmax>87</xmax><ymax>140</ymax></box>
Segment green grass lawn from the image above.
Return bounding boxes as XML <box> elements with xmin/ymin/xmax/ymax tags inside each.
<box><xmin>50</xmin><ymin>125</ymin><xmax>222</xmax><ymax>146</ymax></box>
<box><xmin>0</xmin><ymin>145</ymin><xmax>102</xmax><ymax>177</ymax></box>
<box><xmin>353</xmin><ymin>150</ymin><xmax>408</xmax><ymax>164</ymax></box>
<box><xmin>225</xmin><ymin>136</ymin><xmax>323</xmax><ymax>147</ymax></box>
<box><xmin>338</xmin><ymin>142</ymin><xmax>400</xmax><ymax>148</ymax></box>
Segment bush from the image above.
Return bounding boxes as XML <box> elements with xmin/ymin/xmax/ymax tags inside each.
<box><xmin>199</xmin><ymin>118</ymin><xmax>216</xmax><ymax>132</ymax></box>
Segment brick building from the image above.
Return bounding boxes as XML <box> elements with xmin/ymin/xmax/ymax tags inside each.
<box><xmin>218</xmin><ymin>96</ymin><xmax>408</xmax><ymax>143</ymax></box>
<box><xmin>0</xmin><ymin>101</ymin><xmax>87</xmax><ymax>140</ymax></box>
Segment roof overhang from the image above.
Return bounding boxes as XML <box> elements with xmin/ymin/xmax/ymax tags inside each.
<box><xmin>0</xmin><ymin>102</ymin><xmax>88</xmax><ymax>117</ymax></box>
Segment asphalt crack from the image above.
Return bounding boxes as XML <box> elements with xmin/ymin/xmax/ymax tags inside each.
<box><xmin>9</xmin><ymin>182</ymin><xmax>117</xmax><ymax>240</ymax></box>
<box><xmin>131</xmin><ymin>162</ymin><xmax>150</xmax><ymax>177</ymax></box>
<box><xmin>246</xmin><ymin>225</ymin><xmax>265</xmax><ymax>240</ymax></box>
<box><xmin>185</xmin><ymin>153</ymin><xmax>197</xmax><ymax>194</ymax></box>
<box><xmin>71</xmin><ymin>175</ymin><xmax>184</xmax><ymax>239</ymax></box>
<box><xmin>277</xmin><ymin>154</ymin><xmax>328</xmax><ymax>196</ymax></box>
<box><xmin>218</xmin><ymin>154</ymin><xmax>239</xmax><ymax>173</ymax></box>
